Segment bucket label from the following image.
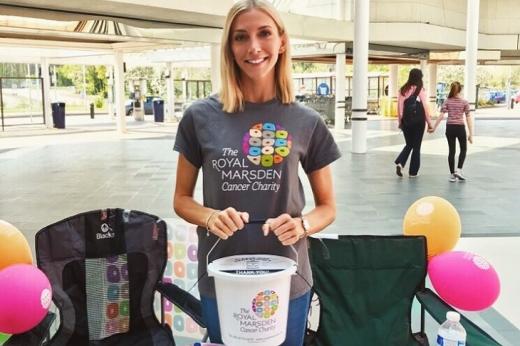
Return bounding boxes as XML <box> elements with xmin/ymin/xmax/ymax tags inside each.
<box><xmin>231</xmin><ymin>290</ymin><xmax>279</xmax><ymax>334</ymax></box>
<box><xmin>222</xmin><ymin>269</ymin><xmax>283</xmax><ymax>275</ymax></box>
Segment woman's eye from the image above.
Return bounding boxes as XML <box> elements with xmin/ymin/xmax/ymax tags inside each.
<box><xmin>259</xmin><ymin>30</ymin><xmax>272</xmax><ymax>38</ymax></box>
<box><xmin>234</xmin><ymin>34</ymin><xmax>247</xmax><ymax>42</ymax></box>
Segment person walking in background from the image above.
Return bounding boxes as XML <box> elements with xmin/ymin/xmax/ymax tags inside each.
<box><xmin>430</xmin><ymin>81</ymin><xmax>473</xmax><ymax>182</ymax></box>
<box><xmin>172</xmin><ymin>1</ymin><xmax>341</xmax><ymax>345</ymax></box>
<box><xmin>394</xmin><ymin>68</ymin><xmax>434</xmax><ymax>178</ymax></box>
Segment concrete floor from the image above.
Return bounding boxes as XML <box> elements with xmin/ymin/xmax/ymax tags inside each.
<box><xmin>1</xmin><ymin>112</ymin><xmax>519</xmax><ymax>344</ymax></box>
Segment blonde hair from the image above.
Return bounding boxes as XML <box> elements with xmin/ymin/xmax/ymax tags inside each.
<box><xmin>220</xmin><ymin>0</ymin><xmax>294</xmax><ymax>113</ymax></box>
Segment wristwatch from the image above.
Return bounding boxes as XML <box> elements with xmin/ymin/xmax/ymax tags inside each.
<box><xmin>300</xmin><ymin>217</ymin><xmax>311</xmax><ymax>238</ymax></box>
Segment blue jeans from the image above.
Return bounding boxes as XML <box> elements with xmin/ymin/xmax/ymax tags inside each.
<box><xmin>201</xmin><ymin>291</ymin><xmax>311</xmax><ymax>346</ymax></box>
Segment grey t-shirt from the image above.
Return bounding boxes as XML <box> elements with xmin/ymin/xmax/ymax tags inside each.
<box><xmin>174</xmin><ymin>95</ymin><xmax>341</xmax><ymax>299</ymax></box>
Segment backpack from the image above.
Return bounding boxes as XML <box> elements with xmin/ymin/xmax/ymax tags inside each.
<box><xmin>402</xmin><ymin>88</ymin><xmax>425</xmax><ymax>127</ymax></box>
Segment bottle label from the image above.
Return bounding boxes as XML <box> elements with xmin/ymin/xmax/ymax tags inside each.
<box><xmin>437</xmin><ymin>335</ymin><xmax>465</xmax><ymax>346</ymax></box>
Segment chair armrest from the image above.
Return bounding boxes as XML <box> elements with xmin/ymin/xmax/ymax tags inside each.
<box><xmin>416</xmin><ymin>288</ymin><xmax>501</xmax><ymax>346</ymax></box>
<box><xmin>4</xmin><ymin>312</ymin><xmax>56</xmax><ymax>346</ymax></box>
<box><xmin>156</xmin><ymin>281</ymin><xmax>205</xmax><ymax>328</ymax></box>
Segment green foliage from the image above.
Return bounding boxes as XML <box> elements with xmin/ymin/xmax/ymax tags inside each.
<box><xmin>0</xmin><ymin>63</ymin><xmax>29</xmax><ymax>78</ymax></box>
<box><xmin>126</xmin><ymin>66</ymin><xmax>162</xmax><ymax>96</ymax></box>
<box><xmin>477</xmin><ymin>98</ymin><xmax>495</xmax><ymax>108</ymax></box>
<box><xmin>292</xmin><ymin>62</ymin><xmax>331</xmax><ymax>73</ymax></box>
<box><xmin>94</xmin><ymin>94</ymin><xmax>105</xmax><ymax>108</ymax></box>
<box><xmin>368</xmin><ymin>65</ymin><xmax>389</xmax><ymax>73</ymax></box>
<box><xmin>55</xmin><ymin>65</ymin><xmax>107</xmax><ymax>97</ymax></box>
<box><xmin>86</xmin><ymin>65</ymin><xmax>107</xmax><ymax>97</ymax></box>
<box><xmin>56</xmin><ymin>65</ymin><xmax>79</xmax><ymax>87</ymax></box>
<box><xmin>438</xmin><ymin>65</ymin><xmax>464</xmax><ymax>85</ymax></box>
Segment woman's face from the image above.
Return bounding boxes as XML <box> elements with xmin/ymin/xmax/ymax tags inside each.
<box><xmin>230</xmin><ymin>8</ymin><xmax>285</xmax><ymax>84</ymax></box>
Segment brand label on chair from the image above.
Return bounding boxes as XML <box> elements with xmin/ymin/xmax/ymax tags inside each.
<box><xmin>96</xmin><ymin>223</ymin><xmax>115</xmax><ymax>240</ymax></box>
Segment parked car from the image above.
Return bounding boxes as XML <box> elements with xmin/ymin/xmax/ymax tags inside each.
<box><xmin>512</xmin><ymin>90</ymin><xmax>520</xmax><ymax>103</ymax></box>
<box><xmin>489</xmin><ymin>91</ymin><xmax>506</xmax><ymax>104</ymax></box>
<box><xmin>125</xmin><ymin>99</ymin><xmax>133</xmax><ymax>115</ymax></box>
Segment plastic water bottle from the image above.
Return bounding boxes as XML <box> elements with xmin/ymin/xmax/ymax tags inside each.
<box><xmin>437</xmin><ymin>311</ymin><xmax>466</xmax><ymax>346</ymax></box>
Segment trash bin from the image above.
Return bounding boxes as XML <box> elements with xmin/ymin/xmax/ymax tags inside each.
<box><xmin>153</xmin><ymin>99</ymin><xmax>164</xmax><ymax>122</ymax></box>
<box><xmin>51</xmin><ymin>102</ymin><xmax>66</xmax><ymax>129</ymax></box>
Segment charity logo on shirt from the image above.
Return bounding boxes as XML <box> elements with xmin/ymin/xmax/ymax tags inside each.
<box><xmin>242</xmin><ymin>122</ymin><xmax>292</xmax><ymax>167</ymax></box>
<box><xmin>210</xmin><ymin>122</ymin><xmax>291</xmax><ymax>193</ymax></box>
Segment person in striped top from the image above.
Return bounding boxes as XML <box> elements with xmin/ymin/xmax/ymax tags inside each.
<box><xmin>430</xmin><ymin>81</ymin><xmax>474</xmax><ymax>182</ymax></box>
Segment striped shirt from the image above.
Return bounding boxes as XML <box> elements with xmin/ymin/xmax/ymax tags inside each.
<box><xmin>440</xmin><ymin>97</ymin><xmax>470</xmax><ymax>125</ymax></box>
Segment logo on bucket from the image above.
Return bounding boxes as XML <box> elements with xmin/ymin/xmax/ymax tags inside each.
<box><xmin>252</xmin><ymin>290</ymin><xmax>279</xmax><ymax>319</ymax></box>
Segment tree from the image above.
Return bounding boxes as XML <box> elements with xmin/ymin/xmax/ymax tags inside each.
<box><xmin>86</xmin><ymin>65</ymin><xmax>107</xmax><ymax>98</ymax></box>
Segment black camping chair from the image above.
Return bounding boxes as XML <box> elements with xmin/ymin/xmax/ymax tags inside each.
<box><xmin>5</xmin><ymin>209</ymin><xmax>205</xmax><ymax>346</ymax></box>
<box><xmin>306</xmin><ymin>235</ymin><xmax>501</xmax><ymax>346</ymax></box>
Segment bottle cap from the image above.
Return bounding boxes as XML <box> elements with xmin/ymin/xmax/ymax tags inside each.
<box><xmin>447</xmin><ymin>311</ymin><xmax>460</xmax><ymax>322</ymax></box>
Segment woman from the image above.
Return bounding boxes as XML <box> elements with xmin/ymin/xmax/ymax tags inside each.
<box><xmin>394</xmin><ymin>68</ymin><xmax>434</xmax><ymax>177</ymax></box>
<box><xmin>173</xmin><ymin>1</ymin><xmax>341</xmax><ymax>345</ymax></box>
<box><xmin>430</xmin><ymin>81</ymin><xmax>473</xmax><ymax>182</ymax></box>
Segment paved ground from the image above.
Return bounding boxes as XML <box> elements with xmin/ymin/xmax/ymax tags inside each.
<box><xmin>1</xmin><ymin>109</ymin><xmax>519</xmax><ymax>344</ymax></box>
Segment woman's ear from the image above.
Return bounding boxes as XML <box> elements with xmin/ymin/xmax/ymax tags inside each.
<box><xmin>279</xmin><ymin>34</ymin><xmax>287</xmax><ymax>54</ymax></box>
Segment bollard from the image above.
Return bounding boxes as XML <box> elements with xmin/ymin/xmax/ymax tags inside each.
<box><xmin>90</xmin><ymin>103</ymin><xmax>95</xmax><ymax>119</ymax></box>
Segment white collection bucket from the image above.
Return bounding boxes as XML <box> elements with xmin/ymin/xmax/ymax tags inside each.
<box><xmin>208</xmin><ymin>254</ymin><xmax>297</xmax><ymax>346</ymax></box>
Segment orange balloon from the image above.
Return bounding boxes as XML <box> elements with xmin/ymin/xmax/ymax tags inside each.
<box><xmin>403</xmin><ymin>196</ymin><xmax>461</xmax><ymax>259</ymax></box>
<box><xmin>0</xmin><ymin>220</ymin><xmax>33</xmax><ymax>270</ymax></box>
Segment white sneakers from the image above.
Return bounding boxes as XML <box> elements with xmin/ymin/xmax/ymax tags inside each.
<box><xmin>454</xmin><ymin>170</ymin><xmax>466</xmax><ymax>181</ymax></box>
<box><xmin>450</xmin><ymin>170</ymin><xmax>466</xmax><ymax>182</ymax></box>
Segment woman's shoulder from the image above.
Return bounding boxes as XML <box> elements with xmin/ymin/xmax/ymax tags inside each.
<box><xmin>449</xmin><ymin>96</ymin><xmax>469</xmax><ymax>104</ymax></box>
<box><xmin>183</xmin><ymin>95</ymin><xmax>223</xmax><ymax>117</ymax></box>
<box><xmin>288</xmin><ymin>101</ymin><xmax>322</xmax><ymax>120</ymax></box>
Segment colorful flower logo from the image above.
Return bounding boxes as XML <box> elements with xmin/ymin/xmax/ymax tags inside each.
<box><xmin>251</xmin><ymin>290</ymin><xmax>279</xmax><ymax>319</ymax></box>
<box><xmin>242</xmin><ymin>122</ymin><xmax>292</xmax><ymax>167</ymax></box>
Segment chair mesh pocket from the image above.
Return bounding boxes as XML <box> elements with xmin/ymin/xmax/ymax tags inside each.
<box><xmin>86</xmin><ymin>254</ymin><xmax>130</xmax><ymax>340</ymax></box>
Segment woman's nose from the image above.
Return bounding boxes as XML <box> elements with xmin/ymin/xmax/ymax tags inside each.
<box><xmin>248</xmin><ymin>38</ymin><xmax>261</xmax><ymax>53</ymax></box>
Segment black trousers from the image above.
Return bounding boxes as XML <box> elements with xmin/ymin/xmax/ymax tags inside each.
<box><xmin>395</xmin><ymin>123</ymin><xmax>425</xmax><ymax>175</ymax></box>
<box><xmin>445</xmin><ymin>124</ymin><xmax>467</xmax><ymax>173</ymax></box>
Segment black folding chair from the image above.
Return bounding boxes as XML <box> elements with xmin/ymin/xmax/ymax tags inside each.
<box><xmin>5</xmin><ymin>209</ymin><xmax>204</xmax><ymax>346</ymax></box>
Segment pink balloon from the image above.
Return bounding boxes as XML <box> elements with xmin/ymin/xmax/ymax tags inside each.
<box><xmin>0</xmin><ymin>264</ymin><xmax>52</xmax><ymax>334</ymax></box>
<box><xmin>428</xmin><ymin>251</ymin><xmax>500</xmax><ymax>311</ymax></box>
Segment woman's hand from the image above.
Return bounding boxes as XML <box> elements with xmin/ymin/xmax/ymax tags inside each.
<box><xmin>207</xmin><ymin>207</ymin><xmax>249</xmax><ymax>240</ymax></box>
<box><xmin>468</xmin><ymin>135</ymin><xmax>473</xmax><ymax>144</ymax></box>
<box><xmin>262</xmin><ymin>214</ymin><xmax>304</xmax><ymax>246</ymax></box>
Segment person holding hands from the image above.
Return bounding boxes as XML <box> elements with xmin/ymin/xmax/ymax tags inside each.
<box><xmin>430</xmin><ymin>81</ymin><xmax>473</xmax><ymax>182</ymax></box>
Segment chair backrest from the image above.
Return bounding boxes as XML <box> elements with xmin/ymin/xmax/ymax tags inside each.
<box><xmin>308</xmin><ymin>235</ymin><xmax>427</xmax><ymax>346</ymax></box>
<box><xmin>35</xmin><ymin>209</ymin><xmax>169</xmax><ymax>345</ymax></box>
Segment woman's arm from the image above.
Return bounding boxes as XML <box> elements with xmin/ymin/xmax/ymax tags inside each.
<box><xmin>419</xmin><ymin>89</ymin><xmax>434</xmax><ymax>128</ymax></box>
<box><xmin>466</xmin><ymin>114</ymin><xmax>474</xmax><ymax>143</ymax></box>
<box><xmin>262</xmin><ymin>165</ymin><xmax>336</xmax><ymax>246</ymax></box>
<box><xmin>397</xmin><ymin>93</ymin><xmax>404</xmax><ymax>128</ymax></box>
<box><xmin>173</xmin><ymin>154</ymin><xmax>248</xmax><ymax>239</ymax></box>
<box><xmin>432</xmin><ymin>112</ymin><xmax>445</xmax><ymax>131</ymax></box>
<box><xmin>464</xmin><ymin>101</ymin><xmax>473</xmax><ymax>144</ymax></box>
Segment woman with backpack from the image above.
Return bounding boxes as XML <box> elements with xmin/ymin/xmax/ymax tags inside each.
<box><xmin>430</xmin><ymin>81</ymin><xmax>473</xmax><ymax>182</ymax></box>
<box><xmin>394</xmin><ymin>68</ymin><xmax>434</xmax><ymax>177</ymax></box>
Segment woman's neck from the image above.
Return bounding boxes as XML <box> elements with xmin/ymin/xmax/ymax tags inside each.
<box><xmin>240</xmin><ymin>76</ymin><xmax>276</xmax><ymax>103</ymax></box>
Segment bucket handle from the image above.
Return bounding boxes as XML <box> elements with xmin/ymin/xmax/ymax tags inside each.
<box><xmin>206</xmin><ymin>219</ymin><xmax>299</xmax><ymax>269</ymax></box>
